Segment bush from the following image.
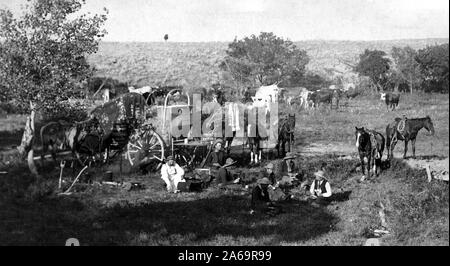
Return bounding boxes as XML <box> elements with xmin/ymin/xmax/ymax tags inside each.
<box><xmin>0</xmin><ymin>101</ymin><xmax>26</xmax><ymax>114</ymax></box>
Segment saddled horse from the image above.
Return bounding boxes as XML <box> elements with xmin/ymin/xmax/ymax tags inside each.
<box><xmin>355</xmin><ymin>127</ymin><xmax>385</xmax><ymax>180</ymax></box>
<box><xmin>277</xmin><ymin>114</ymin><xmax>295</xmax><ymax>157</ymax></box>
<box><xmin>386</xmin><ymin>116</ymin><xmax>435</xmax><ymax>160</ymax></box>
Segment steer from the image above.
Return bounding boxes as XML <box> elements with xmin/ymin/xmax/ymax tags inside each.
<box><xmin>380</xmin><ymin>92</ymin><xmax>400</xmax><ymax>111</ymax></box>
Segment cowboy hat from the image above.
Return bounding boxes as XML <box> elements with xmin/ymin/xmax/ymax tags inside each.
<box><xmin>213</xmin><ymin>138</ymin><xmax>224</xmax><ymax>147</ymax></box>
<box><xmin>257</xmin><ymin>177</ymin><xmax>271</xmax><ymax>185</ymax></box>
<box><xmin>314</xmin><ymin>170</ymin><xmax>326</xmax><ymax>178</ymax></box>
<box><xmin>283</xmin><ymin>152</ymin><xmax>296</xmax><ymax>160</ymax></box>
<box><xmin>265</xmin><ymin>163</ymin><xmax>274</xmax><ymax>169</ymax></box>
<box><xmin>166</xmin><ymin>155</ymin><xmax>174</xmax><ymax>161</ymax></box>
<box><xmin>223</xmin><ymin>158</ymin><xmax>237</xmax><ymax>168</ymax></box>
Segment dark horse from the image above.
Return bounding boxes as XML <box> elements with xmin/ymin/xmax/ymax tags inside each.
<box><xmin>386</xmin><ymin>116</ymin><xmax>435</xmax><ymax>160</ymax></box>
<box><xmin>355</xmin><ymin>127</ymin><xmax>385</xmax><ymax>180</ymax></box>
<box><xmin>277</xmin><ymin>114</ymin><xmax>295</xmax><ymax>157</ymax></box>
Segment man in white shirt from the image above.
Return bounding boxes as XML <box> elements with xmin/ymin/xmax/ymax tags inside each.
<box><xmin>160</xmin><ymin>155</ymin><xmax>185</xmax><ymax>193</ymax></box>
<box><xmin>309</xmin><ymin>170</ymin><xmax>332</xmax><ymax>205</ymax></box>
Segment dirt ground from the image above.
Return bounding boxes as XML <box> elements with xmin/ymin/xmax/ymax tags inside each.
<box><xmin>0</xmin><ymin>93</ymin><xmax>448</xmax><ymax>246</ymax></box>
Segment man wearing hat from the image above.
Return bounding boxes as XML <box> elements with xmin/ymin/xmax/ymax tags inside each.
<box><xmin>283</xmin><ymin>152</ymin><xmax>298</xmax><ymax>176</ymax></box>
<box><xmin>259</xmin><ymin>162</ymin><xmax>277</xmax><ymax>185</ymax></box>
<box><xmin>208</xmin><ymin>138</ymin><xmax>238</xmax><ymax>185</ymax></box>
<box><xmin>160</xmin><ymin>155</ymin><xmax>185</xmax><ymax>193</ymax></box>
<box><xmin>250</xmin><ymin>177</ymin><xmax>280</xmax><ymax>216</ymax></box>
<box><xmin>309</xmin><ymin>170</ymin><xmax>332</xmax><ymax>205</ymax></box>
<box><xmin>259</xmin><ymin>162</ymin><xmax>292</xmax><ymax>201</ymax></box>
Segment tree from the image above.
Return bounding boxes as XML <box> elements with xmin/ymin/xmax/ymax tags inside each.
<box><xmin>0</xmin><ymin>0</ymin><xmax>107</xmax><ymax>174</ymax></box>
<box><xmin>220</xmin><ymin>32</ymin><xmax>309</xmax><ymax>87</ymax></box>
<box><xmin>354</xmin><ymin>49</ymin><xmax>391</xmax><ymax>92</ymax></box>
<box><xmin>0</xmin><ymin>0</ymin><xmax>108</xmax><ymax>114</ymax></box>
<box><xmin>391</xmin><ymin>46</ymin><xmax>422</xmax><ymax>94</ymax></box>
<box><xmin>416</xmin><ymin>43</ymin><xmax>449</xmax><ymax>93</ymax></box>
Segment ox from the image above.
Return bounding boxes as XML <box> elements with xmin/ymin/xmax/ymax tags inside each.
<box><xmin>252</xmin><ymin>84</ymin><xmax>282</xmax><ymax>106</ymax></box>
<box><xmin>298</xmin><ymin>87</ymin><xmax>314</xmax><ymax>109</ymax></box>
<box><xmin>309</xmin><ymin>89</ymin><xmax>339</xmax><ymax>109</ymax></box>
<box><xmin>380</xmin><ymin>92</ymin><xmax>400</xmax><ymax>111</ymax></box>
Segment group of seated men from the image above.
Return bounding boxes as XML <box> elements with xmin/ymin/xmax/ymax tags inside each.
<box><xmin>159</xmin><ymin>138</ymin><xmax>333</xmax><ymax>214</ymax></box>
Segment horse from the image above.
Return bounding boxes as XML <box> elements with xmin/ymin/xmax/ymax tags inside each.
<box><xmin>386</xmin><ymin>116</ymin><xmax>435</xmax><ymax>160</ymax></box>
<box><xmin>277</xmin><ymin>114</ymin><xmax>295</xmax><ymax>157</ymax></box>
<box><xmin>355</xmin><ymin>127</ymin><xmax>385</xmax><ymax>180</ymax></box>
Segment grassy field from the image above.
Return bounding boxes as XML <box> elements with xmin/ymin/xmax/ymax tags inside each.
<box><xmin>0</xmin><ymin>92</ymin><xmax>448</xmax><ymax>246</ymax></box>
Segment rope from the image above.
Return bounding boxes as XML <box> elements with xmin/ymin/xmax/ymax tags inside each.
<box><xmin>60</xmin><ymin>165</ymin><xmax>88</xmax><ymax>194</ymax></box>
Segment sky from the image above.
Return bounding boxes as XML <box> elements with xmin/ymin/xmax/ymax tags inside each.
<box><xmin>0</xmin><ymin>0</ymin><xmax>448</xmax><ymax>42</ymax></box>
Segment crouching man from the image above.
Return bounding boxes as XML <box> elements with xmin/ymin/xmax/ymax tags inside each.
<box><xmin>309</xmin><ymin>170</ymin><xmax>332</xmax><ymax>205</ymax></box>
<box><xmin>160</xmin><ymin>155</ymin><xmax>185</xmax><ymax>193</ymax></box>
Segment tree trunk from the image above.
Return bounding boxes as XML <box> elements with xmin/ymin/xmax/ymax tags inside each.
<box><xmin>17</xmin><ymin>102</ymin><xmax>39</xmax><ymax>177</ymax></box>
<box><xmin>410</xmin><ymin>76</ymin><xmax>413</xmax><ymax>94</ymax></box>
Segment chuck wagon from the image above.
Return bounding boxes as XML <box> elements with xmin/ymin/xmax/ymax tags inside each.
<box><xmin>124</xmin><ymin>88</ymin><xmax>215</xmax><ymax>171</ymax></box>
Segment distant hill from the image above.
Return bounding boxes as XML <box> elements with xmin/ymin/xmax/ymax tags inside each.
<box><xmin>87</xmin><ymin>38</ymin><xmax>449</xmax><ymax>88</ymax></box>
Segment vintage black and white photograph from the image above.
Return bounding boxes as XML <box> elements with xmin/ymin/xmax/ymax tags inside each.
<box><xmin>0</xmin><ymin>0</ymin><xmax>448</xmax><ymax>247</ymax></box>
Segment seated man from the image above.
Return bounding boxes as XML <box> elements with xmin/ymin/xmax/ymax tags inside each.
<box><xmin>250</xmin><ymin>178</ymin><xmax>281</xmax><ymax>216</ymax></box>
<box><xmin>208</xmin><ymin>139</ymin><xmax>238</xmax><ymax>185</ymax></box>
<box><xmin>259</xmin><ymin>162</ymin><xmax>292</xmax><ymax>201</ymax></box>
<box><xmin>281</xmin><ymin>152</ymin><xmax>304</xmax><ymax>186</ymax></box>
<box><xmin>309</xmin><ymin>170</ymin><xmax>332</xmax><ymax>205</ymax></box>
<box><xmin>160</xmin><ymin>155</ymin><xmax>185</xmax><ymax>193</ymax></box>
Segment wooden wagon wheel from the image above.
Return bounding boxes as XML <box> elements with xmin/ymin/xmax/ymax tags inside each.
<box><xmin>127</xmin><ymin>128</ymin><xmax>165</xmax><ymax>167</ymax></box>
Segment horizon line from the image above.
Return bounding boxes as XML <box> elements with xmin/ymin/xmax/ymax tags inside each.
<box><xmin>99</xmin><ymin>37</ymin><xmax>449</xmax><ymax>43</ymax></box>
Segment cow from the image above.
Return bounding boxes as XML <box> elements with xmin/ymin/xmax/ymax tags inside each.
<box><xmin>344</xmin><ymin>88</ymin><xmax>361</xmax><ymax>99</ymax></box>
<box><xmin>380</xmin><ymin>92</ymin><xmax>400</xmax><ymax>111</ymax></box>
<box><xmin>252</xmin><ymin>84</ymin><xmax>282</xmax><ymax>106</ymax></box>
<box><xmin>309</xmin><ymin>89</ymin><xmax>339</xmax><ymax>109</ymax></box>
<box><xmin>297</xmin><ymin>87</ymin><xmax>313</xmax><ymax>110</ymax></box>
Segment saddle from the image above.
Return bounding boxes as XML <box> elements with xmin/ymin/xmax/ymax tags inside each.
<box><xmin>393</xmin><ymin>116</ymin><xmax>408</xmax><ymax>142</ymax></box>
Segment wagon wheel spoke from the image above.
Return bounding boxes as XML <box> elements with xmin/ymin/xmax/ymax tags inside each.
<box><xmin>129</xmin><ymin>143</ymin><xmax>143</xmax><ymax>150</ymax></box>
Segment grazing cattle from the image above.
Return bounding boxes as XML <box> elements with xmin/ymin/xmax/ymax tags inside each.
<box><xmin>380</xmin><ymin>92</ymin><xmax>400</xmax><ymax>111</ymax></box>
<box><xmin>355</xmin><ymin>127</ymin><xmax>385</xmax><ymax>180</ymax></box>
<box><xmin>386</xmin><ymin>116</ymin><xmax>435</xmax><ymax>160</ymax></box>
